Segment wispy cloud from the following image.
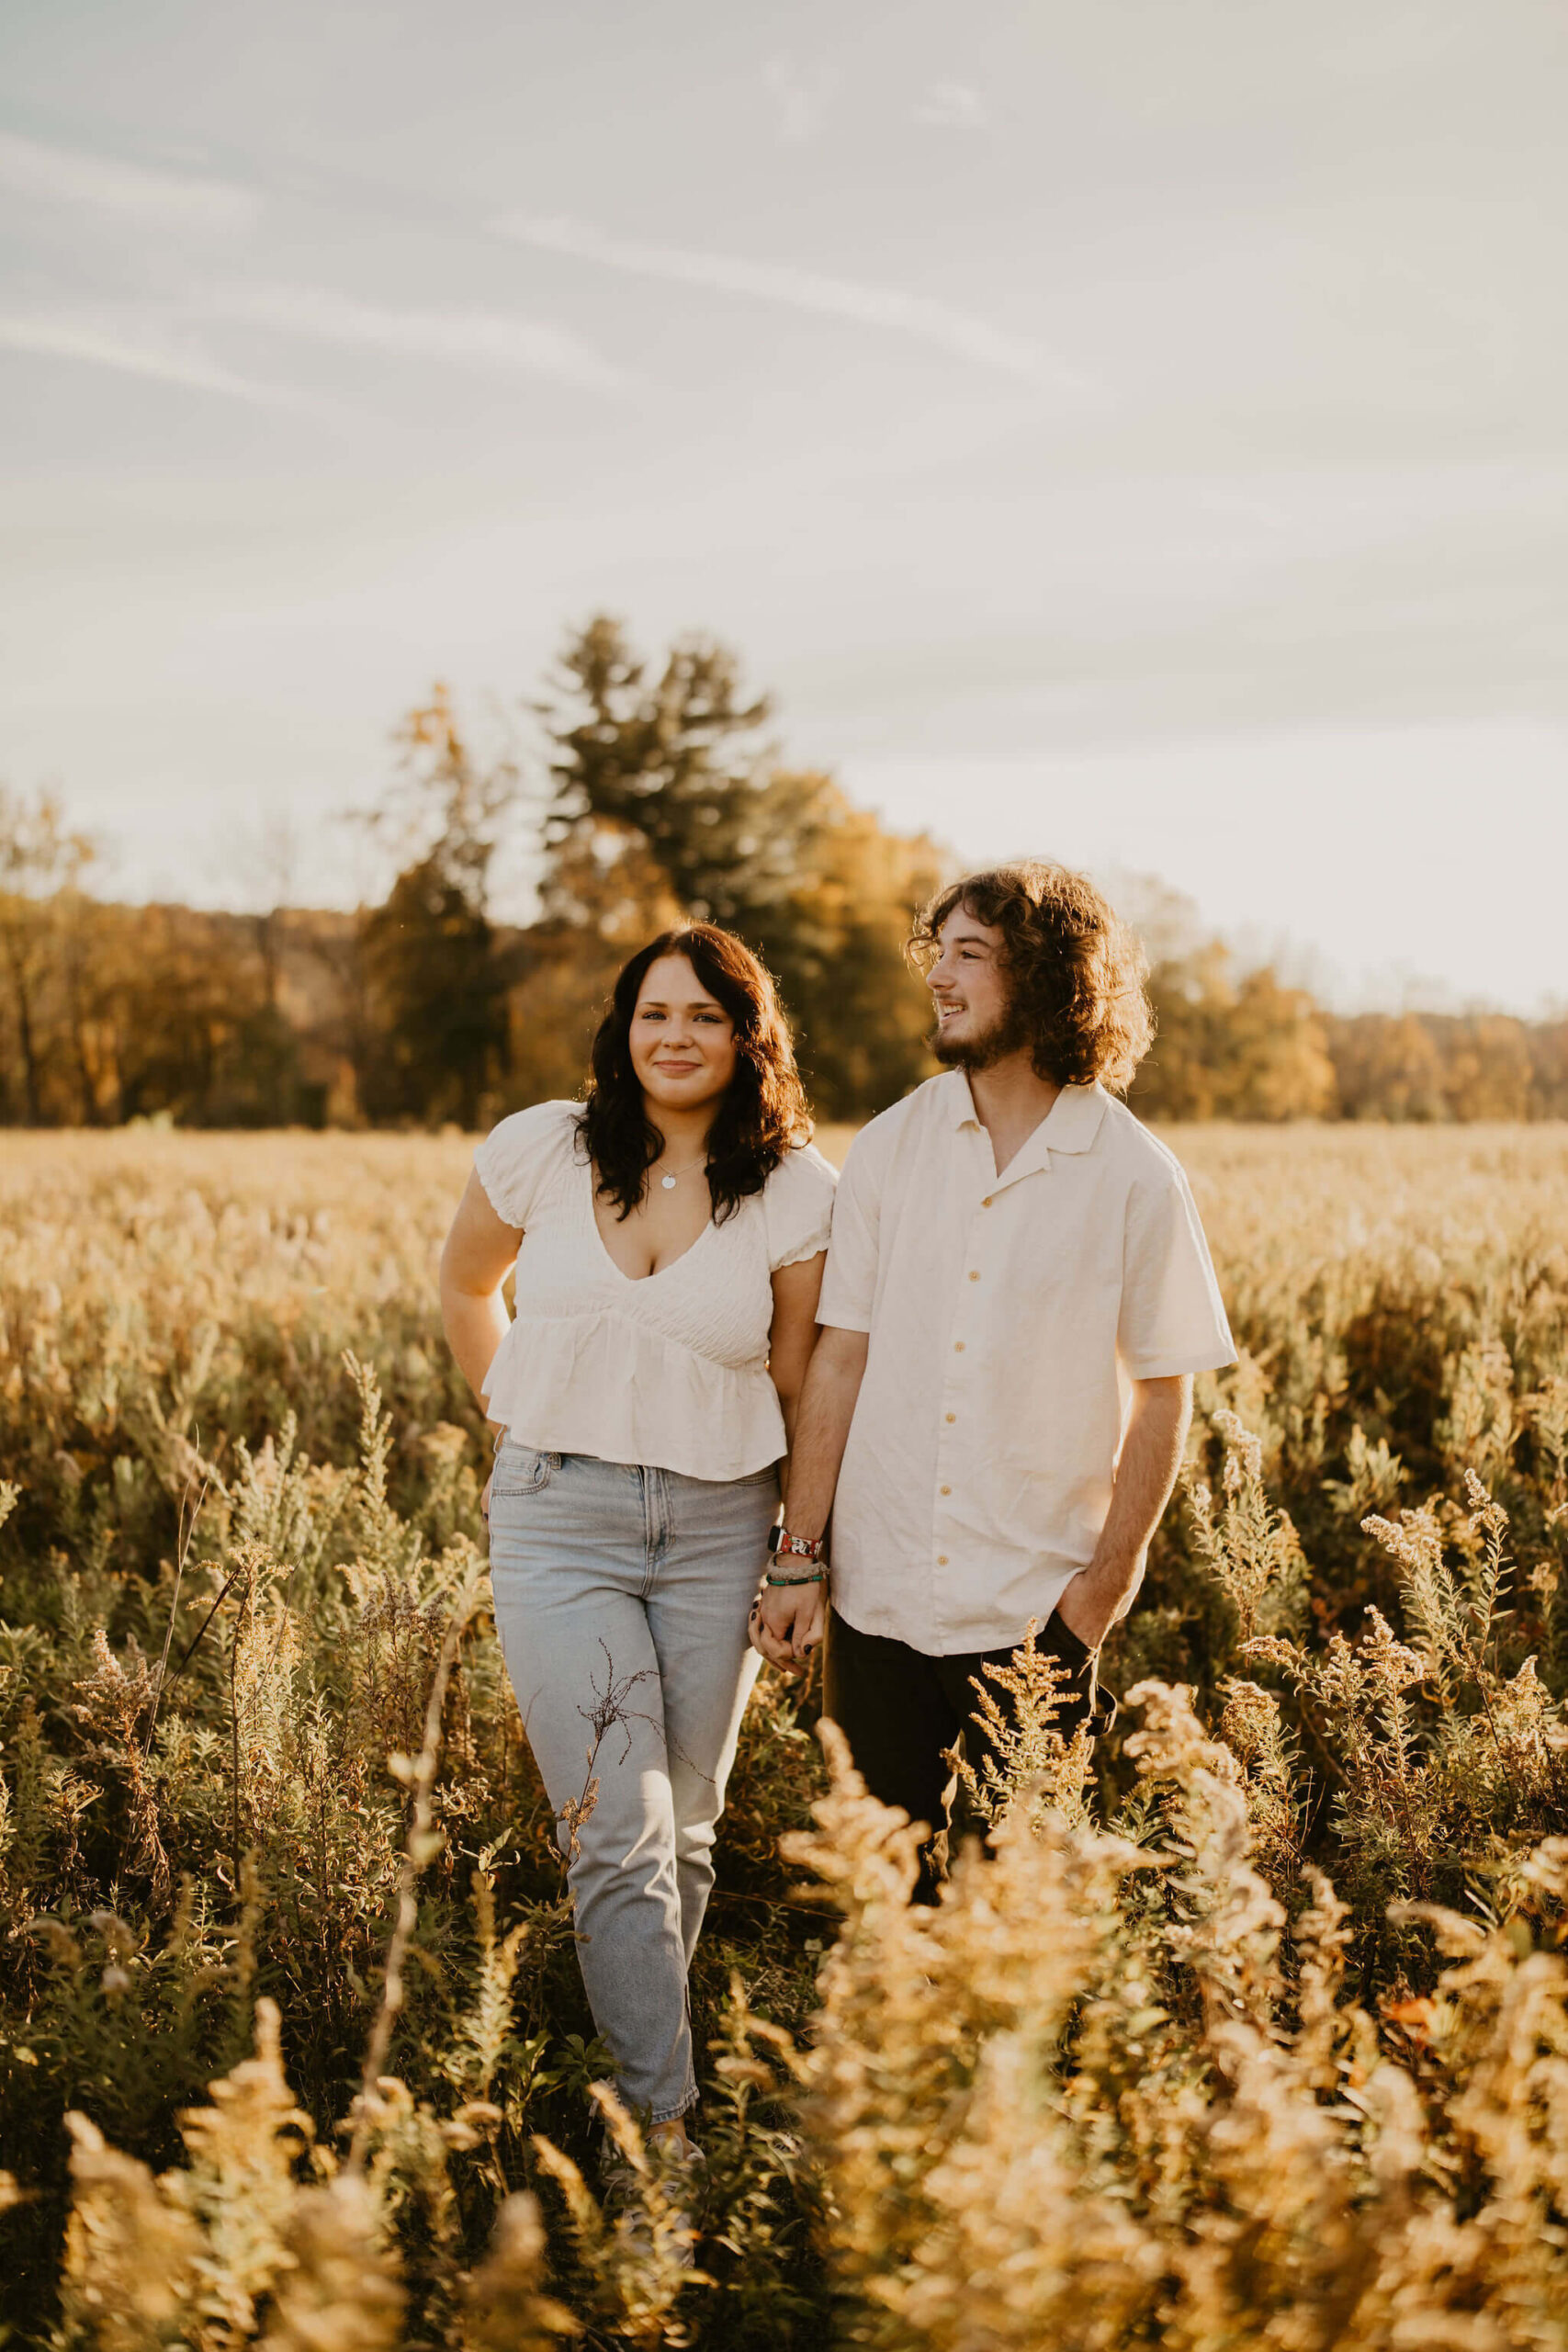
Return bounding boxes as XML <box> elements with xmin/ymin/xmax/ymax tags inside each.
<box><xmin>0</xmin><ymin>130</ymin><xmax>261</xmax><ymax>230</ymax></box>
<box><xmin>764</xmin><ymin>54</ymin><xmax>839</xmax><ymax>144</ymax></box>
<box><xmin>0</xmin><ymin>311</ymin><xmax>302</xmax><ymax>405</ymax></box>
<box><xmin>213</xmin><ymin>283</ymin><xmax>626</xmax><ymax>391</ymax></box>
<box><xmin>912</xmin><ymin>82</ymin><xmax>988</xmax><ymax>130</ymax></box>
<box><xmin>496</xmin><ymin>214</ymin><xmax>1081</xmax><ymax>391</ymax></box>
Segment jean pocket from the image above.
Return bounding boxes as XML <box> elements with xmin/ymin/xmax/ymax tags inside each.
<box><xmin>1043</xmin><ymin>1607</ymin><xmax>1092</xmax><ymax>1667</ymax></box>
<box><xmin>491</xmin><ymin>1442</ymin><xmax>559</xmax><ymax>1498</ymax></box>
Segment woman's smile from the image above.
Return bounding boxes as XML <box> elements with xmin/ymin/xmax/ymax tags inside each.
<box><xmin>630</xmin><ymin>953</ymin><xmax>740</xmax><ymax>1109</ymax></box>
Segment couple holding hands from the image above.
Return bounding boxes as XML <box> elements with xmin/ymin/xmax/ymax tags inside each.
<box><xmin>440</xmin><ymin>860</ymin><xmax>1234</xmax><ymax>2154</ymax></box>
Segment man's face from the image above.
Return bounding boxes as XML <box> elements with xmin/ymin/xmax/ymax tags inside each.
<box><xmin>926</xmin><ymin>907</ymin><xmax>1029</xmax><ymax>1070</ymax></box>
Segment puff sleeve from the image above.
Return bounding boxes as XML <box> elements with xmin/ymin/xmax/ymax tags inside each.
<box><xmin>761</xmin><ymin>1142</ymin><xmax>837</xmax><ymax>1272</ymax></box>
<box><xmin>472</xmin><ymin>1100</ymin><xmax>580</xmax><ymax>1230</ymax></box>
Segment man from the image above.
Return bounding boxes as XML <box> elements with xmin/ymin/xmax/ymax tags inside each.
<box><xmin>754</xmin><ymin>862</ymin><xmax>1235</xmax><ymax>1897</ymax></box>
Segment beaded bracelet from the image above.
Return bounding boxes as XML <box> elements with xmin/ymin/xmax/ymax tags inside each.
<box><xmin>762</xmin><ymin>1567</ymin><xmax>827</xmax><ymax>1588</ymax></box>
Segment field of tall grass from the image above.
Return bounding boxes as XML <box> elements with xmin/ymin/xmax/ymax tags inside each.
<box><xmin>3</xmin><ymin>1121</ymin><xmax>1566</xmax><ymax>2348</ymax></box>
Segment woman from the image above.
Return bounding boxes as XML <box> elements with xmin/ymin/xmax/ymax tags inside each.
<box><xmin>439</xmin><ymin>924</ymin><xmax>835</xmax><ymax>2154</ymax></box>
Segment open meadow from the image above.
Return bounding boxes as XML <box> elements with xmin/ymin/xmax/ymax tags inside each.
<box><xmin>3</xmin><ymin>1120</ymin><xmax>1567</xmax><ymax>2349</ymax></box>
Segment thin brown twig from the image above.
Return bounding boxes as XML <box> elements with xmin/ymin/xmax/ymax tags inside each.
<box><xmin>347</xmin><ymin>1564</ymin><xmax>484</xmax><ymax>2173</ymax></box>
<box><xmin>158</xmin><ymin>1562</ymin><xmax>244</xmax><ymax>1705</ymax></box>
<box><xmin>229</xmin><ymin>1575</ymin><xmax>244</xmax><ymax>1896</ymax></box>
<box><xmin>143</xmin><ymin>1453</ymin><xmax>209</xmax><ymax>1758</ymax></box>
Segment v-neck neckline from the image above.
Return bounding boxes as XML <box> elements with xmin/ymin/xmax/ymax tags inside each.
<box><xmin>585</xmin><ymin>1157</ymin><xmax>716</xmax><ymax>1285</ymax></box>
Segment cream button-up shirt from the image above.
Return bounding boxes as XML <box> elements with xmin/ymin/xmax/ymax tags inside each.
<box><xmin>817</xmin><ymin>1072</ymin><xmax>1235</xmax><ymax>1656</ymax></box>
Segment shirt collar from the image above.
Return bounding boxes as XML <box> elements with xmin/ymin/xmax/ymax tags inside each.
<box><xmin>944</xmin><ymin>1070</ymin><xmax>982</xmax><ymax>1129</ymax></box>
<box><xmin>1036</xmin><ymin>1082</ymin><xmax>1109</xmax><ymax>1156</ymax></box>
<box><xmin>945</xmin><ymin>1071</ymin><xmax>1109</xmax><ymax>1179</ymax></box>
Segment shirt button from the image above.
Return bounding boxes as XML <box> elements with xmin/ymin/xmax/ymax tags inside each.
<box><xmin>937</xmin><ymin>1555</ymin><xmax>948</xmax><ymax>1566</ymax></box>
<box><xmin>940</xmin><ymin>1483</ymin><xmax>952</xmax><ymax>1495</ymax></box>
<box><xmin>953</xmin><ymin>1340</ymin><xmax>964</xmax><ymax>1352</ymax></box>
<box><xmin>945</xmin><ymin>1411</ymin><xmax>956</xmax><ymax>1423</ymax></box>
<box><xmin>968</xmin><ymin>1270</ymin><xmax>980</xmax><ymax>1281</ymax></box>
<box><xmin>981</xmin><ymin>1196</ymin><xmax>993</xmax><ymax>1207</ymax></box>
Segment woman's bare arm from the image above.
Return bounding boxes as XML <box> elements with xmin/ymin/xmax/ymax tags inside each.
<box><xmin>439</xmin><ymin>1170</ymin><xmax>522</xmax><ymax>1426</ymax></box>
<box><xmin>766</xmin><ymin>1250</ymin><xmax>827</xmax><ymax>1458</ymax></box>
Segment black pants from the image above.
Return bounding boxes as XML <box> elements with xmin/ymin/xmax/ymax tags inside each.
<box><xmin>823</xmin><ymin>1606</ymin><xmax>1113</xmax><ymax>1904</ymax></box>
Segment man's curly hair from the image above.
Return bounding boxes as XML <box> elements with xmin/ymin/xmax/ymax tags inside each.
<box><xmin>909</xmin><ymin>862</ymin><xmax>1155</xmax><ymax>1093</ymax></box>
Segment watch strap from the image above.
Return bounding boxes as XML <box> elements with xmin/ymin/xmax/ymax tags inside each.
<box><xmin>767</xmin><ymin>1523</ymin><xmax>825</xmax><ymax>1561</ymax></box>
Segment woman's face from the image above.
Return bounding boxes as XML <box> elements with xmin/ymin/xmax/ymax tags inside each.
<box><xmin>629</xmin><ymin>954</ymin><xmax>739</xmax><ymax>1119</ymax></box>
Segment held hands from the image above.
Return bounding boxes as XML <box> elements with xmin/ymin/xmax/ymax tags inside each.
<box><xmin>750</xmin><ymin>1571</ymin><xmax>827</xmax><ymax>1671</ymax></box>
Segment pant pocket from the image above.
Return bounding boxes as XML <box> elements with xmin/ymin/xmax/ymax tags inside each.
<box><xmin>1043</xmin><ymin>1610</ymin><xmax>1116</xmax><ymax>1735</ymax></box>
<box><xmin>491</xmin><ymin>1442</ymin><xmax>560</xmax><ymax>1498</ymax></box>
<box><xmin>1043</xmin><ymin>1607</ymin><xmax>1091</xmax><ymax>1665</ymax></box>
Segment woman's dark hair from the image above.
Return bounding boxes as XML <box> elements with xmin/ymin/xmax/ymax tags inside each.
<box><xmin>909</xmin><ymin>862</ymin><xmax>1155</xmax><ymax>1091</ymax></box>
<box><xmin>578</xmin><ymin>925</ymin><xmax>812</xmax><ymax>1221</ymax></box>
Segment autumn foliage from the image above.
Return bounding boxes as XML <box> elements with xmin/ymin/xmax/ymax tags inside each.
<box><xmin>4</xmin><ymin>622</ymin><xmax>1565</xmax><ymax>1134</ymax></box>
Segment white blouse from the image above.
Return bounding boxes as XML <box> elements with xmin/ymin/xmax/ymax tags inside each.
<box><xmin>474</xmin><ymin>1099</ymin><xmax>838</xmax><ymax>1480</ymax></box>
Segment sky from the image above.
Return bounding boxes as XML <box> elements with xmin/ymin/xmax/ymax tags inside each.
<box><xmin>3</xmin><ymin>0</ymin><xmax>1566</xmax><ymax>1014</ymax></box>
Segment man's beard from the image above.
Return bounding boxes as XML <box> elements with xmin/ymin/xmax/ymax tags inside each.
<box><xmin>931</xmin><ymin>1001</ymin><xmax>1032</xmax><ymax>1071</ymax></box>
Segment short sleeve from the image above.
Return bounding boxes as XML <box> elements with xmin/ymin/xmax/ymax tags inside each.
<box><xmin>816</xmin><ymin>1126</ymin><xmax>882</xmax><ymax>1332</ymax></box>
<box><xmin>762</xmin><ymin>1143</ymin><xmax>837</xmax><ymax>1272</ymax></box>
<box><xmin>473</xmin><ymin>1100</ymin><xmax>580</xmax><ymax>1230</ymax></box>
<box><xmin>1117</xmin><ymin>1158</ymin><xmax>1235</xmax><ymax>1378</ymax></box>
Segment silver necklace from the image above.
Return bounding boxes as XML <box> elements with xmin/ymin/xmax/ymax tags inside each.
<box><xmin>657</xmin><ymin>1155</ymin><xmax>707</xmax><ymax>1192</ymax></box>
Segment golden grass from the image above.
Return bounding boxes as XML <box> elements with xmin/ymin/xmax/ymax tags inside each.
<box><xmin>2</xmin><ymin>1119</ymin><xmax>1566</xmax><ymax>2348</ymax></box>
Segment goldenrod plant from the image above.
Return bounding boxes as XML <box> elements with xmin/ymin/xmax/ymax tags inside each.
<box><xmin>2</xmin><ymin>1124</ymin><xmax>1565</xmax><ymax>2346</ymax></box>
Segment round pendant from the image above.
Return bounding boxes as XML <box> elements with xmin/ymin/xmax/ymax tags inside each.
<box><xmin>660</xmin><ymin>1173</ymin><xmax>677</xmax><ymax>1190</ymax></box>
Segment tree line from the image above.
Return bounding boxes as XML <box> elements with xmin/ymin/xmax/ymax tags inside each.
<box><xmin>3</xmin><ymin>616</ymin><xmax>1564</xmax><ymax>1128</ymax></box>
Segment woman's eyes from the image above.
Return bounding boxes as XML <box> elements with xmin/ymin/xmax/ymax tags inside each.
<box><xmin>638</xmin><ymin>1010</ymin><xmax>725</xmax><ymax>1023</ymax></box>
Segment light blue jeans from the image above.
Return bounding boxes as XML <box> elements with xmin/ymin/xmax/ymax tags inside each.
<box><xmin>487</xmin><ymin>1442</ymin><xmax>778</xmax><ymax>2122</ymax></box>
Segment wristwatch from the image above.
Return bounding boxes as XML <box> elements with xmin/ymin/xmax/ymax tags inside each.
<box><xmin>766</xmin><ymin>1523</ymin><xmax>825</xmax><ymax>1563</ymax></box>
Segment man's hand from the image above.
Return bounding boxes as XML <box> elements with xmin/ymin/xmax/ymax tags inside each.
<box><xmin>750</xmin><ymin>1576</ymin><xmax>827</xmax><ymax>1670</ymax></box>
<box><xmin>1054</xmin><ymin>1555</ymin><xmax>1143</xmax><ymax>1651</ymax></box>
<box><xmin>1054</xmin><ymin>1374</ymin><xmax>1191</xmax><ymax>1652</ymax></box>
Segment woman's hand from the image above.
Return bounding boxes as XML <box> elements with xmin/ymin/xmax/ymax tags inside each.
<box><xmin>751</xmin><ymin>1575</ymin><xmax>827</xmax><ymax>1671</ymax></box>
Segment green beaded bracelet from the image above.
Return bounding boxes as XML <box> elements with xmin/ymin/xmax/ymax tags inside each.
<box><xmin>762</xmin><ymin>1567</ymin><xmax>827</xmax><ymax>1588</ymax></box>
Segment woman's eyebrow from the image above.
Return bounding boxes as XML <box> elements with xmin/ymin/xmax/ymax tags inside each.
<box><xmin>638</xmin><ymin>998</ymin><xmax>725</xmax><ymax>1012</ymax></box>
